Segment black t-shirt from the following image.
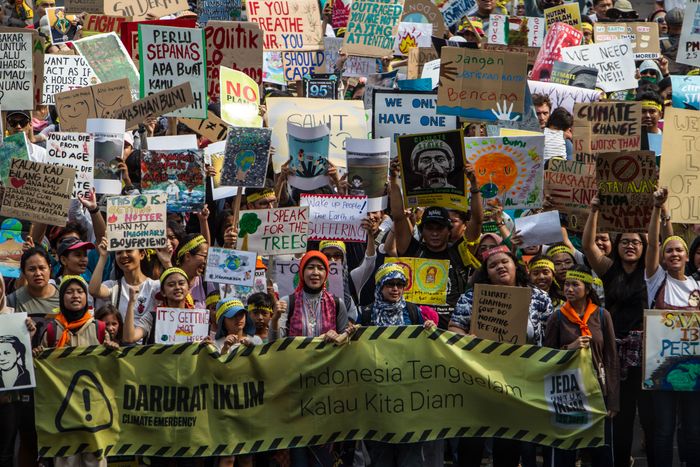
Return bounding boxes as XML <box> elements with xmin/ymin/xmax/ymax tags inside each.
<box><xmin>403</xmin><ymin>237</ymin><xmax>468</xmax><ymax>329</ymax></box>
<box><xmin>602</xmin><ymin>260</ymin><xmax>647</xmax><ymax>338</ymax></box>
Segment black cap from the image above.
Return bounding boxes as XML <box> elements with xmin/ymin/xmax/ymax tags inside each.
<box><xmin>420</xmin><ymin>206</ymin><xmax>452</xmax><ymax>229</ymax></box>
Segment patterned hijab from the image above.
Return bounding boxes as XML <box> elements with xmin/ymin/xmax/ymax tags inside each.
<box><xmin>371</xmin><ymin>263</ymin><xmax>409</xmax><ymax>326</ymax></box>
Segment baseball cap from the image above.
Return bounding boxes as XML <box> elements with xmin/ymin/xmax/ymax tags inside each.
<box><xmin>665</xmin><ymin>8</ymin><xmax>684</xmax><ymax>25</ymax></box>
<box><xmin>420</xmin><ymin>206</ymin><xmax>452</xmax><ymax>229</ymax></box>
<box><xmin>216</xmin><ymin>298</ymin><xmax>246</xmax><ymax>321</ymax></box>
<box><xmin>57</xmin><ymin>237</ymin><xmax>95</xmax><ymax>257</ymax></box>
<box><xmin>6</xmin><ymin>111</ymin><xmax>30</xmax><ymax>125</ymax></box>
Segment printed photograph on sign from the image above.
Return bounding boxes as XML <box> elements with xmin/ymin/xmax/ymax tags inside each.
<box><xmin>346</xmin><ymin>138</ymin><xmax>390</xmax><ymax>211</ymax></box>
<box><xmin>528</xmin><ymin>80</ymin><xmax>600</xmax><ymax>114</ymax></box>
<box><xmin>0</xmin><ymin>313</ymin><xmax>35</xmax><ymax>392</ymax></box>
<box><xmin>530</xmin><ymin>23</ymin><xmax>582</xmax><ymax>82</ymax></box>
<box><xmin>0</xmin><ymin>133</ymin><xmax>29</xmax><ymax>187</ymax></box>
<box><xmin>86</xmin><ymin>118</ymin><xmax>125</xmax><ymax>194</ymax></box>
<box><xmin>206</xmin><ymin>248</ymin><xmax>256</xmax><ymax>287</ymax></box>
<box><xmin>196</xmin><ymin>0</ymin><xmax>241</xmax><ymax>22</ymax></box>
<box><xmin>73</xmin><ymin>33</ymin><xmax>140</xmax><ymax>100</ymax></box>
<box><xmin>286</xmin><ymin>123</ymin><xmax>330</xmax><ymax>191</ymax></box>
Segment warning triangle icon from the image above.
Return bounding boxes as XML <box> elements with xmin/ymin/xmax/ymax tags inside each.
<box><xmin>55</xmin><ymin>370</ymin><xmax>113</xmax><ymax>433</ymax></box>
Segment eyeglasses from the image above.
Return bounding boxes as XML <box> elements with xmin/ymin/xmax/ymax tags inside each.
<box><xmin>553</xmin><ymin>260</ymin><xmax>574</xmax><ymax>268</ymax></box>
<box><xmin>7</xmin><ymin>117</ymin><xmax>29</xmax><ymax>128</ymax></box>
<box><xmin>384</xmin><ymin>281</ymin><xmax>406</xmax><ymax>289</ymax></box>
<box><xmin>194</xmin><ymin>253</ymin><xmax>208</xmax><ymax>259</ymax></box>
<box><xmin>655</xmin><ymin>17</ymin><xmax>666</xmax><ymax>23</ymax></box>
<box><xmin>620</xmin><ymin>239</ymin><xmax>643</xmax><ymax>247</ymax></box>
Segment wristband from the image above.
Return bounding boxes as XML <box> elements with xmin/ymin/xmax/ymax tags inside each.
<box><xmin>470</xmin><ymin>188</ymin><xmax>481</xmax><ymax>194</ymax></box>
<box><xmin>88</xmin><ymin>206</ymin><xmax>100</xmax><ymax>214</ymax></box>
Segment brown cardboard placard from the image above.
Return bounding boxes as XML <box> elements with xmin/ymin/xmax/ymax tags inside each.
<box><xmin>55</xmin><ymin>78</ymin><xmax>132</xmax><ymax>132</ymax></box>
<box><xmin>472</xmin><ymin>284</ymin><xmax>531</xmax><ymax>344</ymax></box>
<box><xmin>0</xmin><ymin>159</ymin><xmax>75</xmax><ymax>226</ymax></box>
<box><xmin>401</xmin><ymin>0</ymin><xmax>447</xmax><ymax>38</ymax></box>
<box><xmin>179</xmin><ymin>110</ymin><xmax>229</xmax><ymax>142</ymax></box>
<box><xmin>543</xmin><ymin>159</ymin><xmax>597</xmax><ymax>231</ymax></box>
<box><xmin>82</xmin><ymin>14</ymin><xmax>131</xmax><ymax>36</ymax></box>
<box><xmin>407</xmin><ymin>47</ymin><xmax>438</xmax><ymax>79</ymax></box>
<box><xmin>572</xmin><ymin>101</ymin><xmax>642</xmax><ymax>163</ymax></box>
<box><xmin>108</xmin><ymin>82</ymin><xmax>194</xmax><ymax>129</ymax></box>
<box><xmin>64</xmin><ymin>0</ymin><xmax>104</xmax><ymax>14</ymax></box>
<box><xmin>343</xmin><ymin>0</ymin><xmax>405</xmax><ymax>58</ymax></box>
<box><xmin>74</xmin><ymin>0</ymin><xmax>190</xmax><ymax>20</ymax></box>
<box><xmin>483</xmin><ymin>44</ymin><xmax>539</xmax><ymax>66</ymax></box>
<box><xmin>593</xmin><ymin>22</ymin><xmax>661</xmax><ymax>59</ymax></box>
<box><xmin>246</xmin><ymin>0</ymin><xmax>323</xmax><ymax>51</ymax></box>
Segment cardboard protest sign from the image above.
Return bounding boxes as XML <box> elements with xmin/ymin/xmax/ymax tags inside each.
<box><xmin>106</xmin><ymin>193</ymin><xmax>167</xmax><ymax>251</ymax></box>
<box><xmin>141</xmin><ymin>135</ymin><xmax>205</xmax><ymax>213</ymax></box>
<box><xmin>677</xmin><ymin>0</ymin><xmax>700</xmax><ymax>68</ymax></box>
<box><xmin>238</xmin><ymin>207</ymin><xmax>309</xmax><ymax>255</ymax></box>
<box><xmin>46</xmin><ymin>132</ymin><xmax>95</xmax><ymax>199</ymax></box>
<box><xmin>64</xmin><ymin>0</ymin><xmax>105</xmax><ymax>14</ymax></box>
<box><xmin>550</xmin><ymin>62</ymin><xmax>597</xmax><ymax>90</ymax></box>
<box><xmin>0</xmin><ymin>313</ymin><xmax>35</xmax><ymax>391</ymax></box>
<box><xmin>303</xmin><ymin>73</ymin><xmax>338</xmax><ymax>99</ymax></box>
<box><xmin>218</xmin><ymin>126</ymin><xmax>271</xmax><ymax>190</ymax></box>
<box><xmin>384</xmin><ymin>257</ymin><xmax>449</xmax><ymax>305</ymax></box>
<box><xmin>86</xmin><ymin>118</ymin><xmax>125</xmax><ymax>194</ymax></box>
<box><xmin>47</xmin><ymin>8</ymin><xmax>78</xmax><ymax>45</ymax></box>
<box><xmin>343</xmin><ymin>0</ymin><xmax>405</xmax><ymax>57</ymax></box>
<box><xmin>0</xmin><ymin>159</ymin><xmax>75</xmax><ymax>226</ymax></box>
<box><xmin>219</xmin><ymin>66</ymin><xmax>262</xmax><ymax>127</ymax></box>
<box><xmin>346</xmin><ymin>138</ymin><xmax>390</xmax><ymax>211</ymax></box>
<box><xmin>322</xmin><ymin>37</ymin><xmax>378</xmax><ymax>78</ymax></box>
<box><xmin>407</xmin><ymin>47</ymin><xmax>438</xmax><ymax>79</ymax></box>
<box><xmin>247</xmin><ymin>0</ymin><xmax>322</xmax><ymax>51</ymax></box>
<box><xmin>73</xmin><ymin>33</ymin><xmax>140</xmax><ymax>100</ymax></box>
<box><xmin>596</xmin><ymin>151</ymin><xmax>657</xmax><ymax>233</ymax></box>
<box><xmin>266</xmin><ymin>97</ymin><xmax>368</xmax><ymax>171</ymax></box>
<box><xmin>436</xmin><ymin>47</ymin><xmax>528</xmax><ymax>122</ymax></box>
<box><xmin>472</xmin><ymin>284</ymin><xmax>531</xmax><ymax>344</ymax></box>
<box><xmin>660</xmin><ymin>108</ymin><xmax>700</xmax><ymax>223</ymax></box>
<box><xmin>671</xmin><ymin>75</ymin><xmax>700</xmax><ymax>111</ymax></box>
<box><xmin>205</xmin><ymin>247</ymin><xmax>256</xmax><ymax>286</ymax></box>
<box><xmin>121</xmin><ymin>18</ymin><xmax>197</xmax><ymax>64</ymax></box>
<box><xmin>180</xmin><ymin>111</ymin><xmax>228</xmax><ymax>142</ymax></box>
<box><xmin>488</xmin><ymin>15</ymin><xmax>545</xmax><ymax>47</ymax></box>
<box><xmin>55</xmin><ymin>79</ymin><xmax>132</xmax><ymax>133</ymax></box>
<box><xmin>42</xmin><ymin>55</ymin><xmax>99</xmax><ymax>106</ymax></box>
<box><xmin>282</xmin><ymin>50</ymin><xmax>326</xmax><ymax>82</ymax></box>
<box><xmin>530</xmin><ymin>23</ymin><xmax>582</xmax><ymax>82</ymax></box>
<box><xmin>332</xmin><ymin>0</ymin><xmax>351</xmax><ymax>28</ymax></box>
<box><xmin>205</xmin><ymin>21</ymin><xmax>263</xmax><ymax>102</ymax></box>
<box><xmin>543</xmin><ymin>3</ymin><xmax>580</xmax><ymax>31</ymax></box>
<box><xmin>155</xmin><ymin>308</ymin><xmax>209</xmax><ymax>344</ymax></box>
<box><xmin>82</xmin><ymin>14</ymin><xmax>130</xmax><ymax>36</ymax></box>
<box><xmin>0</xmin><ymin>32</ymin><xmax>33</xmax><ymax>111</ymax></box>
<box><xmin>643</xmin><ymin>310</ymin><xmax>700</xmax><ymax>391</ymax></box>
<box><xmin>363</xmin><ymin>70</ymin><xmax>398</xmax><ymax>110</ymax></box>
<box><xmin>0</xmin><ymin>219</ymin><xmax>27</xmax><ymax>279</ymax></box>
<box><xmin>393</xmin><ymin>22</ymin><xmax>432</xmax><ymax>56</ymax></box>
<box><xmin>0</xmin><ymin>133</ymin><xmax>29</xmax><ymax>187</ymax></box>
<box><xmin>102</xmin><ymin>0</ymin><xmax>189</xmax><ymax>20</ymax></box>
<box><xmin>544</xmin><ymin>159</ymin><xmax>596</xmax><ymax>231</ymax></box>
<box><xmin>138</xmin><ymin>25</ymin><xmax>207</xmax><ymax>119</ymax></box>
<box><xmin>196</xmin><ymin>0</ymin><xmax>241</xmax><ymax>23</ymax></box>
<box><xmin>483</xmin><ymin>43</ymin><xmax>539</xmax><ymax>66</ymax></box>
<box><xmin>397</xmin><ymin>129</ymin><xmax>467</xmax><ymax>210</ymax></box>
<box><xmin>108</xmin><ymin>82</ymin><xmax>194</xmax><ymax>129</ymax></box>
<box><xmin>560</xmin><ymin>39</ymin><xmax>636</xmax><ymax>93</ymax></box>
<box><xmin>572</xmin><ymin>101</ymin><xmax>642</xmax><ymax>163</ymax></box>
<box><xmin>464</xmin><ymin>135</ymin><xmax>545</xmax><ymax>209</ymax></box>
<box><xmin>527</xmin><ymin>80</ymin><xmax>600</xmax><ymax>114</ymax></box>
<box><xmin>287</xmin><ymin>123</ymin><xmax>330</xmax><ymax>191</ymax></box>
<box><xmin>439</xmin><ymin>0</ymin><xmax>477</xmax><ymax>27</ymax></box>
<box><xmin>402</xmin><ymin>0</ymin><xmax>447</xmax><ymax>37</ymax></box>
<box><xmin>218</xmin><ymin>268</ymin><xmax>267</xmax><ymax>302</ymax></box>
<box><xmin>274</xmin><ymin>258</ymin><xmax>343</xmax><ymax>298</ymax></box>
<box><xmin>372</xmin><ymin>90</ymin><xmax>458</xmax><ymax>158</ymax></box>
<box><xmin>300</xmin><ymin>194</ymin><xmax>368</xmax><ymax>242</ymax></box>
<box><xmin>593</xmin><ymin>22</ymin><xmax>661</xmax><ymax>59</ymax></box>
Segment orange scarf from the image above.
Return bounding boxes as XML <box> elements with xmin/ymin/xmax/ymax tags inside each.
<box><xmin>559</xmin><ymin>300</ymin><xmax>597</xmax><ymax>337</ymax></box>
<box><xmin>54</xmin><ymin>312</ymin><xmax>93</xmax><ymax>348</ymax></box>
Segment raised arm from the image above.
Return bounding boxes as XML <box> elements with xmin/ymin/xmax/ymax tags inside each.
<box><xmin>582</xmin><ymin>197</ymin><xmax>613</xmax><ymax>277</ymax></box>
<box><xmin>389</xmin><ymin>161</ymin><xmax>412</xmax><ymax>256</ymax></box>
<box><xmin>88</xmin><ymin>238</ymin><xmax>112</xmax><ymax>299</ymax></box>
<box><xmin>645</xmin><ymin>188</ymin><xmax>668</xmax><ymax>277</ymax></box>
<box><xmin>464</xmin><ymin>163</ymin><xmax>483</xmax><ymax>242</ymax></box>
<box><xmin>122</xmin><ymin>285</ymin><xmax>147</xmax><ymax>344</ymax></box>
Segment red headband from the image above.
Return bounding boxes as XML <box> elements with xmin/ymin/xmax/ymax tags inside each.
<box><xmin>481</xmin><ymin>245</ymin><xmax>510</xmax><ymax>262</ymax></box>
<box><xmin>296</xmin><ymin>250</ymin><xmax>329</xmax><ymax>291</ymax></box>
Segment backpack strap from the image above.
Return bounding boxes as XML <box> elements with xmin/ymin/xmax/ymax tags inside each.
<box><xmin>406</xmin><ymin>302</ymin><xmax>421</xmax><ymax>325</ymax></box>
<box><xmin>360</xmin><ymin>306</ymin><xmax>372</xmax><ymax>326</ymax></box>
<box><xmin>46</xmin><ymin>321</ymin><xmax>57</xmax><ymax>348</ymax></box>
<box><xmin>95</xmin><ymin>320</ymin><xmax>106</xmax><ymax>344</ymax></box>
<box><xmin>287</xmin><ymin>294</ymin><xmax>295</xmax><ymax>323</ymax></box>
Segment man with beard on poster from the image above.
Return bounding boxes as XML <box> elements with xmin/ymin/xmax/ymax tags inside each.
<box><xmin>411</xmin><ymin>139</ymin><xmax>457</xmax><ymax>190</ymax></box>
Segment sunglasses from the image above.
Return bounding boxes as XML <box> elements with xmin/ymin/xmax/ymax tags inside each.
<box><xmin>605</xmin><ymin>9</ymin><xmax>638</xmax><ymax>19</ymax></box>
<box><xmin>384</xmin><ymin>281</ymin><xmax>406</xmax><ymax>289</ymax></box>
<box><xmin>655</xmin><ymin>17</ymin><xmax>666</xmax><ymax>23</ymax></box>
<box><xmin>7</xmin><ymin>117</ymin><xmax>30</xmax><ymax>128</ymax></box>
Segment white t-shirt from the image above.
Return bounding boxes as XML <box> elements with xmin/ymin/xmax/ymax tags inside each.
<box><xmin>645</xmin><ymin>267</ymin><xmax>700</xmax><ymax>309</ymax></box>
<box><xmin>95</xmin><ymin>277</ymin><xmax>160</xmax><ymax>321</ymax></box>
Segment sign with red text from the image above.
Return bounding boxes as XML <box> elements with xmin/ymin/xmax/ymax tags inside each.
<box><xmin>155</xmin><ymin>308</ymin><xmax>209</xmax><ymax>344</ymax></box>
<box><xmin>121</xmin><ymin>18</ymin><xmax>197</xmax><ymax>64</ymax></box>
<box><xmin>219</xmin><ymin>66</ymin><xmax>262</xmax><ymax>126</ymax></box>
<box><xmin>572</xmin><ymin>101</ymin><xmax>642</xmax><ymax>163</ymax></box>
<box><xmin>530</xmin><ymin>22</ymin><xmax>582</xmax><ymax>82</ymax></box>
<box><xmin>300</xmin><ymin>194</ymin><xmax>368</xmax><ymax>242</ymax></box>
<box><xmin>106</xmin><ymin>193</ymin><xmax>167</xmax><ymax>251</ymax></box>
<box><xmin>238</xmin><ymin>207</ymin><xmax>309</xmax><ymax>255</ymax></box>
<box><xmin>42</xmin><ymin>54</ymin><xmax>99</xmax><ymax>105</ymax></box>
<box><xmin>544</xmin><ymin>159</ymin><xmax>596</xmax><ymax>231</ymax></box>
<box><xmin>246</xmin><ymin>0</ymin><xmax>323</xmax><ymax>51</ymax></box>
<box><xmin>82</xmin><ymin>14</ymin><xmax>130</xmax><ymax>36</ymax></box>
<box><xmin>593</xmin><ymin>22</ymin><xmax>661</xmax><ymax>59</ymax></box>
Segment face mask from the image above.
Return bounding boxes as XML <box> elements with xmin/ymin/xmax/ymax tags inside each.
<box><xmin>641</xmin><ymin>75</ymin><xmax>658</xmax><ymax>84</ymax></box>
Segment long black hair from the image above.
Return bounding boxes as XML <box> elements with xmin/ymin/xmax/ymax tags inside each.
<box><xmin>473</xmin><ymin>250</ymin><xmax>530</xmax><ymax>287</ymax></box>
<box><xmin>565</xmin><ymin>265</ymin><xmax>602</xmax><ymax>306</ymax></box>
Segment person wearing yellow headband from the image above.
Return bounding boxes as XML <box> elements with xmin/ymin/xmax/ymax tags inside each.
<box><xmin>245</xmin><ymin>187</ymin><xmax>276</xmax><ymax>210</ymax></box>
<box><xmin>176</xmin><ymin>233</ymin><xmax>213</xmax><ymax>308</ymax></box>
<box><xmin>581</xmin><ymin>21</ymin><xmax>594</xmax><ymax>44</ymax></box>
<box><xmin>544</xmin><ymin>265</ymin><xmax>618</xmax><ymax>465</ymax></box>
<box><xmin>636</xmin><ymin>91</ymin><xmax>664</xmax><ymax>135</ymax></box>
<box><xmin>247</xmin><ymin>292</ymin><xmax>275</xmax><ymax>343</ymax></box>
<box><xmin>528</xmin><ymin>255</ymin><xmax>564</xmax><ymax>307</ymax></box>
<box><xmin>546</xmin><ymin>243</ymin><xmax>578</xmax><ymax>286</ymax></box>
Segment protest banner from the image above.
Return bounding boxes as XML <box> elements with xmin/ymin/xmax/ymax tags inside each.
<box><xmin>596</xmin><ymin>151</ymin><xmax>657</xmax><ymax>233</ymax></box>
<box><xmin>180</xmin><ymin>110</ymin><xmax>229</xmax><ymax>142</ymax></box>
<box><xmin>247</xmin><ymin>0</ymin><xmax>322</xmax><ymax>51</ymax></box>
<box><xmin>385</xmin><ymin>257</ymin><xmax>449</xmax><ymax>305</ymax></box>
<box><xmin>81</xmin><ymin>14</ymin><xmax>130</xmax><ymax>36</ymax></box>
<box><xmin>560</xmin><ymin>39</ymin><xmax>636</xmax><ymax>93</ymax></box>
<box><xmin>660</xmin><ymin>108</ymin><xmax>700</xmax><ymax>223</ymax></box>
<box><xmin>238</xmin><ymin>207</ymin><xmax>309</xmax><ymax>255</ymax></box>
<box><xmin>106</xmin><ymin>193</ymin><xmax>167</xmax><ymax>251</ymax></box>
<box><xmin>304</xmin><ymin>74</ymin><xmax>338</xmax><ymax>99</ymax></box>
<box><xmin>364</xmin><ymin>70</ymin><xmax>398</xmax><ymax>110</ymax></box>
<box><xmin>0</xmin><ymin>133</ymin><xmax>29</xmax><ymax>187</ymax></box>
<box><xmin>46</xmin><ymin>132</ymin><xmax>95</xmax><ymax>199</ymax></box>
<box><xmin>323</xmin><ymin>37</ymin><xmax>378</xmax><ymax>77</ymax></box>
<box><xmin>274</xmin><ymin>258</ymin><xmax>343</xmax><ymax>298</ymax></box>
<box><xmin>488</xmin><ymin>15</ymin><xmax>545</xmax><ymax>47</ymax></box>
<box><xmin>55</xmin><ymin>79</ymin><xmax>132</xmax><ymax>133</ymax></box>
<box><xmin>527</xmin><ymin>80</ymin><xmax>600</xmax><ymax>114</ymax></box>
<box><xmin>676</xmin><ymin>0</ymin><xmax>700</xmax><ymax>68</ymax></box>
<box><xmin>33</xmin><ymin>330</ymin><xmax>607</xmax><ymax>456</ymax></box>
<box><xmin>104</xmin><ymin>0</ymin><xmax>189</xmax><ymax>19</ymax></box>
<box><xmin>530</xmin><ymin>23</ymin><xmax>582</xmax><ymax>82</ymax></box>
<box><xmin>397</xmin><ymin>130</ymin><xmax>467</xmax><ymax>211</ymax></box>
<box><xmin>0</xmin><ymin>218</ymin><xmax>26</xmax><ymax>279</ymax></box>
<box><xmin>300</xmin><ymin>194</ymin><xmax>368</xmax><ymax>242</ymax></box>
<box><xmin>196</xmin><ymin>0</ymin><xmax>241</xmax><ymax>22</ymax></box>
<box><xmin>643</xmin><ymin>310</ymin><xmax>700</xmax><ymax>391</ymax></box>
<box><xmin>42</xmin><ymin>55</ymin><xmax>99</xmax><ymax>106</ymax></box>
<box><xmin>64</xmin><ymin>0</ymin><xmax>105</xmax><ymax>14</ymax></box>
<box><xmin>47</xmin><ymin>8</ymin><xmax>78</xmax><ymax>44</ymax></box>
<box><xmin>282</xmin><ymin>50</ymin><xmax>326</xmax><ymax>82</ymax></box>
<box><xmin>205</xmin><ymin>248</ymin><xmax>256</xmax><ymax>286</ymax></box>
<box><xmin>332</xmin><ymin>0</ymin><xmax>351</xmax><ymax>28</ymax></box>
<box><xmin>138</xmin><ymin>25</ymin><xmax>207</xmax><ymax>119</ymax></box>
<box><xmin>346</xmin><ymin>138</ymin><xmax>390</xmax><ymax>211</ymax></box>
<box><xmin>436</xmin><ymin>47</ymin><xmax>528</xmax><ymax>122</ymax></box>
<box><xmin>0</xmin><ymin>159</ymin><xmax>75</xmax><ymax>226</ymax></box>
<box><xmin>550</xmin><ymin>62</ymin><xmax>597</xmax><ymax>90</ymax></box>
<box><xmin>219</xmin><ymin>268</ymin><xmax>267</xmax><ymax>302</ymax></box>
<box><xmin>73</xmin><ymin>33</ymin><xmax>140</xmax><ymax>100</ymax></box>
<box><xmin>593</xmin><ymin>22</ymin><xmax>660</xmax><ymax>59</ymax></box>
<box><xmin>86</xmin><ymin>118</ymin><xmax>125</xmax><ymax>194</ymax></box>
<box><xmin>141</xmin><ymin>135</ymin><xmax>205</xmax><ymax>213</ymax></box>
<box><xmin>267</xmin><ymin>97</ymin><xmax>368</xmax><ymax>170</ymax></box>
<box><xmin>0</xmin><ymin>32</ymin><xmax>33</xmax><ymax>111</ymax></box>
<box><xmin>515</xmin><ymin>211</ymin><xmax>564</xmax><ymax>248</ymax></box>
<box><xmin>343</xmin><ymin>0</ymin><xmax>405</xmax><ymax>57</ymax></box>
<box><xmin>218</xmin><ymin>127</ymin><xmax>271</xmax><ymax>191</ymax></box>
<box><xmin>0</xmin><ymin>312</ymin><xmax>35</xmax><ymax>391</ymax></box>
<box><xmin>543</xmin><ymin>3</ymin><xmax>580</xmax><ymax>31</ymax></box>
<box><xmin>483</xmin><ymin>43</ymin><xmax>539</xmax><ymax>66</ymax></box>
<box><xmin>0</xmin><ymin>27</ymin><xmax>42</xmax><ymax>110</ymax></box>
<box><xmin>544</xmin><ymin>159</ymin><xmax>596</xmax><ymax>231</ymax></box>
<box><xmin>393</xmin><ymin>22</ymin><xmax>432</xmax><ymax>56</ymax></box>
<box><xmin>205</xmin><ymin>21</ymin><xmax>263</xmax><ymax>102</ymax></box>
<box><xmin>287</xmin><ymin>123</ymin><xmax>330</xmax><ymax>191</ymax></box>
<box><xmin>121</xmin><ymin>18</ymin><xmax>197</xmax><ymax>64</ymax></box>
<box><xmin>572</xmin><ymin>101</ymin><xmax>642</xmax><ymax>163</ymax></box>
<box><xmin>464</xmin><ymin>135</ymin><xmax>545</xmax><ymax>209</ymax></box>
<box><xmin>262</xmin><ymin>51</ymin><xmax>285</xmax><ymax>84</ymax></box>
<box><xmin>439</xmin><ymin>0</ymin><xmax>477</xmax><ymax>27</ymax></box>
<box><xmin>472</xmin><ymin>284</ymin><xmax>531</xmax><ymax>344</ymax></box>
<box><xmin>372</xmin><ymin>90</ymin><xmax>458</xmax><ymax>158</ymax></box>
<box><xmin>407</xmin><ymin>47</ymin><xmax>438</xmax><ymax>79</ymax></box>
<box><xmin>154</xmin><ymin>308</ymin><xmax>209</xmax><ymax>345</ymax></box>
<box><xmin>108</xmin><ymin>82</ymin><xmax>195</xmax><ymax>129</ymax></box>
<box><xmin>402</xmin><ymin>0</ymin><xmax>447</xmax><ymax>37</ymax></box>
<box><xmin>671</xmin><ymin>75</ymin><xmax>700</xmax><ymax>111</ymax></box>
<box><xmin>219</xmin><ymin>66</ymin><xmax>263</xmax><ymax>127</ymax></box>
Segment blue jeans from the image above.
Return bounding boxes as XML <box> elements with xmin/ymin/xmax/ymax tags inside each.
<box><xmin>652</xmin><ymin>391</ymin><xmax>700</xmax><ymax>467</ymax></box>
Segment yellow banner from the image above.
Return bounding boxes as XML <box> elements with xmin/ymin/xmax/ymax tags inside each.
<box><xmin>34</xmin><ymin>327</ymin><xmax>606</xmax><ymax>458</ymax></box>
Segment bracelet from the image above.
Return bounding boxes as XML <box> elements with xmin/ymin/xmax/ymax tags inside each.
<box><xmin>88</xmin><ymin>206</ymin><xmax>100</xmax><ymax>214</ymax></box>
<box><xmin>470</xmin><ymin>188</ymin><xmax>481</xmax><ymax>194</ymax></box>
